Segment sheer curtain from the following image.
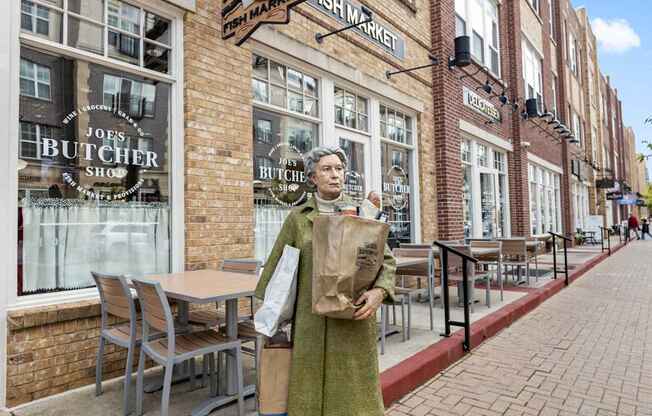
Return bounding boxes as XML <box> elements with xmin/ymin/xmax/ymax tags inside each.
<box><xmin>21</xmin><ymin>198</ymin><xmax>170</xmax><ymax>294</ymax></box>
<box><xmin>254</xmin><ymin>205</ymin><xmax>290</xmax><ymax>263</ymax></box>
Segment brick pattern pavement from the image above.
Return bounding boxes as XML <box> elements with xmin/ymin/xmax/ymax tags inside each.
<box><xmin>387</xmin><ymin>241</ymin><xmax>652</xmax><ymax>416</ymax></box>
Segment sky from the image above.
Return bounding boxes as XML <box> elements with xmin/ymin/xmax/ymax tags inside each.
<box><xmin>576</xmin><ymin>0</ymin><xmax>651</xmax><ymax>181</ymax></box>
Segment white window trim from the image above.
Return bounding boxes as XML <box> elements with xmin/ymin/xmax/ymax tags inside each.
<box><xmin>522</xmin><ymin>38</ymin><xmax>543</xmax><ymax>107</ymax></box>
<box><xmin>7</xmin><ymin>0</ymin><xmax>185</xmax><ymax>312</ymax></box>
<box><xmin>528</xmin><ymin>162</ymin><xmax>562</xmax><ymax>236</ymax></box>
<box><xmin>20</xmin><ymin>58</ymin><xmax>51</xmax><ymax>100</ymax></box>
<box><xmin>454</xmin><ymin>0</ymin><xmax>501</xmax><ymax>79</ymax></box>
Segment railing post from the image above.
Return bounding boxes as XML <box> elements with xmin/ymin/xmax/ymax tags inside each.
<box><xmin>552</xmin><ymin>234</ymin><xmax>558</xmax><ymax>280</ymax></box>
<box><xmin>441</xmin><ymin>249</ymin><xmax>451</xmax><ymax>337</ymax></box>
<box><xmin>607</xmin><ymin>229</ymin><xmax>611</xmax><ymax>255</ymax></box>
<box><xmin>600</xmin><ymin>227</ymin><xmax>605</xmax><ymax>253</ymax></box>
<box><xmin>563</xmin><ymin>237</ymin><xmax>569</xmax><ymax>286</ymax></box>
<box><xmin>461</xmin><ymin>258</ymin><xmax>470</xmax><ymax>352</ymax></box>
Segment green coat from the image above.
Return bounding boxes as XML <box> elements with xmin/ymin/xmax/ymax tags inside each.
<box><xmin>255</xmin><ymin>195</ymin><xmax>397</xmax><ymax>416</ymax></box>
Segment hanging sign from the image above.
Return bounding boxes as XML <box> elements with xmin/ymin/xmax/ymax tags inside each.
<box><xmin>222</xmin><ymin>0</ymin><xmax>307</xmax><ymax>46</ymax></box>
<box><xmin>462</xmin><ymin>87</ymin><xmax>501</xmax><ymax>123</ymax></box>
<box><xmin>606</xmin><ymin>191</ymin><xmax>623</xmax><ymax>200</ymax></box>
<box><xmin>307</xmin><ymin>0</ymin><xmax>406</xmax><ymax>60</ymax></box>
<box><xmin>595</xmin><ymin>178</ymin><xmax>615</xmax><ymax>189</ymax></box>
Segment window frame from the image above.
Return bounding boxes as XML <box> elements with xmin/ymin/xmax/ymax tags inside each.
<box><xmin>9</xmin><ymin>0</ymin><xmax>185</xmax><ymax>309</ymax></box>
<box><xmin>529</xmin><ymin>162</ymin><xmax>562</xmax><ymax>235</ymax></box>
<box><xmin>522</xmin><ymin>39</ymin><xmax>543</xmax><ymax>110</ymax></box>
<box><xmin>334</xmin><ymin>85</ymin><xmax>369</xmax><ymax>133</ymax></box>
<box><xmin>454</xmin><ymin>0</ymin><xmax>501</xmax><ymax>78</ymax></box>
<box><xmin>20</xmin><ymin>58</ymin><xmax>51</xmax><ymax>100</ymax></box>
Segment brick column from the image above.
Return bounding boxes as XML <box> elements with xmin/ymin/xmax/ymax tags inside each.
<box><xmin>430</xmin><ymin>0</ymin><xmax>464</xmax><ymax>240</ymax></box>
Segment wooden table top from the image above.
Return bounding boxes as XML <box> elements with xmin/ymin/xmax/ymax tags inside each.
<box><xmin>136</xmin><ymin>269</ymin><xmax>258</xmax><ymax>304</ymax></box>
<box><xmin>395</xmin><ymin>256</ymin><xmax>429</xmax><ymax>268</ymax></box>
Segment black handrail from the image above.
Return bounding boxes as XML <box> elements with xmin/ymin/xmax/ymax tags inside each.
<box><xmin>599</xmin><ymin>226</ymin><xmax>611</xmax><ymax>255</ymax></box>
<box><xmin>433</xmin><ymin>240</ymin><xmax>478</xmax><ymax>352</ymax></box>
<box><xmin>548</xmin><ymin>231</ymin><xmax>570</xmax><ymax>286</ymax></box>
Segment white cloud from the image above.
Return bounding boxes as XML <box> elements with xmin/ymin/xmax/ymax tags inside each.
<box><xmin>592</xmin><ymin>18</ymin><xmax>641</xmax><ymax>53</ymax></box>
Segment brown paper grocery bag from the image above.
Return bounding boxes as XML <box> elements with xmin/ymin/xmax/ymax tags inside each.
<box><xmin>257</xmin><ymin>343</ymin><xmax>292</xmax><ymax>415</ymax></box>
<box><xmin>312</xmin><ymin>215</ymin><xmax>390</xmax><ymax>319</ymax></box>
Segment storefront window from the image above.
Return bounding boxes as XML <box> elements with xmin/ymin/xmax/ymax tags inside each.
<box><xmin>339</xmin><ymin>138</ymin><xmax>366</xmax><ymax>202</ymax></box>
<box><xmin>253</xmin><ymin>107</ymin><xmax>318</xmax><ymax>261</ymax></box>
<box><xmin>529</xmin><ymin>163</ymin><xmax>561</xmax><ymax>235</ymax></box>
<box><xmin>17</xmin><ymin>47</ymin><xmax>172</xmax><ymax>296</ymax></box>
<box><xmin>251</xmin><ymin>54</ymin><xmax>319</xmax><ymax>118</ymax></box>
<box><xmin>20</xmin><ymin>0</ymin><xmax>172</xmax><ymax>74</ymax></box>
<box><xmin>380</xmin><ymin>105</ymin><xmax>412</xmax><ymax>145</ymax></box>
<box><xmin>461</xmin><ymin>140</ymin><xmax>473</xmax><ymax>239</ymax></box>
<box><xmin>335</xmin><ymin>87</ymin><xmax>368</xmax><ymax>132</ymax></box>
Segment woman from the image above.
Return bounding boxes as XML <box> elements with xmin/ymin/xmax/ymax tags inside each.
<box><xmin>255</xmin><ymin>146</ymin><xmax>396</xmax><ymax>415</ymax></box>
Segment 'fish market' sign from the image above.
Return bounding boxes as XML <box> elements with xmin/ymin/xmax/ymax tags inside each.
<box><xmin>308</xmin><ymin>0</ymin><xmax>406</xmax><ymax>60</ymax></box>
<box><xmin>222</xmin><ymin>0</ymin><xmax>307</xmax><ymax>46</ymax></box>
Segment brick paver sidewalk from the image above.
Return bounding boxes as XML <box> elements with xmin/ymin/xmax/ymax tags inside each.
<box><xmin>386</xmin><ymin>240</ymin><xmax>652</xmax><ymax>416</ymax></box>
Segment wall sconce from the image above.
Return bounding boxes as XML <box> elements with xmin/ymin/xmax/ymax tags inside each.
<box><xmin>315</xmin><ymin>6</ymin><xmax>373</xmax><ymax>43</ymax></box>
<box><xmin>498</xmin><ymin>92</ymin><xmax>509</xmax><ymax>106</ymax></box>
<box><xmin>477</xmin><ymin>79</ymin><xmax>492</xmax><ymax>94</ymax></box>
<box><xmin>448</xmin><ymin>36</ymin><xmax>471</xmax><ymax>69</ymax></box>
<box><xmin>386</xmin><ymin>55</ymin><xmax>439</xmax><ymax>79</ymax></box>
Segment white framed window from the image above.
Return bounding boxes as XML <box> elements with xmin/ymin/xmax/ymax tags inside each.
<box><xmin>522</xmin><ymin>40</ymin><xmax>543</xmax><ymax>110</ymax></box>
<box><xmin>103</xmin><ymin>74</ymin><xmax>156</xmax><ymax>118</ymax></box>
<box><xmin>252</xmin><ymin>55</ymin><xmax>319</xmax><ymax>118</ymax></box>
<box><xmin>568</xmin><ymin>31</ymin><xmax>578</xmax><ymax>75</ymax></box>
<box><xmin>572</xmin><ymin>112</ymin><xmax>582</xmax><ymax>146</ymax></box>
<box><xmin>529</xmin><ymin>163</ymin><xmax>561</xmax><ymax>235</ymax></box>
<box><xmin>528</xmin><ymin>0</ymin><xmax>539</xmax><ymax>14</ymax></box>
<box><xmin>455</xmin><ymin>0</ymin><xmax>501</xmax><ymax>77</ymax></box>
<box><xmin>334</xmin><ymin>86</ymin><xmax>368</xmax><ymax>132</ymax></box>
<box><xmin>19</xmin><ymin>122</ymin><xmax>57</xmax><ymax>160</ymax></box>
<box><xmin>548</xmin><ymin>0</ymin><xmax>554</xmax><ymax>36</ymax></box>
<box><xmin>20</xmin><ymin>59</ymin><xmax>51</xmax><ymax>100</ymax></box>
<box><xmin>591</xmin><ymin>128</ymin><xmax>598</xmax><ymax>165</ymax></box>
<box><xmin>380</xmin><ymin>104</ymin><xmax>413</xmax><ymax>144</ymax></box>
<box><xmin>551</xmin><ymin>73</ymin><xmax>558</xmax><ymax>118</ymax></box>
<box><xmin>20</xmin><ymin>0</ymin><xmax>172</xmax><ymax>74</ymax></box>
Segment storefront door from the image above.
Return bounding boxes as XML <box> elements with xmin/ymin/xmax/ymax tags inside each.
<box><xmin>479</xmin><ymin>171</ymin><xmax>501</xmax><ymax>238</ymax></box>
<box><xmin>337</xmin><ymin>129</ymin><xmax>372</xmax><ymax>203</ymax></box>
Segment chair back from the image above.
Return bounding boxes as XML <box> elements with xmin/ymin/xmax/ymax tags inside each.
<box><xmin>131</xmin><ymin>278</ymin><xmax>175</xmax><ymax>346</ymax></box>
<box><xmin>393</xmin><ymin>247</ymin><xmax>433</xmax><ymax>277</ymax></box>
<box><xmin>469</xmin><ymin>239</ymin><xmax>502</xmax><ymax>262</ymax></box>
<box><xmin>399</xmin><ymin>243</ymin><xmax>432</xmax><ymax>249</ymax></box>
<box><xmin>439</xmin><ymin>245</ymin><xmax>475</xmax><ymax>279</ymax></box>
<box><xmin>92</xmin><ymin>272</ymin><xmax>137</xmax><ymax>333</ymax></box>
<box><xmin>222</xmin><ymin>259</ymin><xmax>261</xmax><ymax>275</ymax></box>
<box><xmin>497</xmin><ymin>238</ymin><xmax>527</xmax><ymax>262</ymax></box>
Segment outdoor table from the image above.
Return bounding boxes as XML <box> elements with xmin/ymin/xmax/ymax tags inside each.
<box><xmin>135</xmin><ymin>269</ymin><xmax>257</xmax><ymax>416</ymax></box>
<box><xmin>584</xmin><ymin>231</ymin><xmax>598</xmax><ymax>245</ymax></box>
<box><xmin>395</xmin><ymin>256</ymin><xmax>429</xmax><ymax>269</ymax></box>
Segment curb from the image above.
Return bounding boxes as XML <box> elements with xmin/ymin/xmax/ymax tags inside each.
<box><xmin>380</xmin><ymin>242</ymin><xmax>626</xmax><ymax>407</ymax></box>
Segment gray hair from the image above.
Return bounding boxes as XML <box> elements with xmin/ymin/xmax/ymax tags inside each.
<box><xmin>304</xmin><ymin>145</ymin><xmax>348</xmax><ymax>190</ymax></box>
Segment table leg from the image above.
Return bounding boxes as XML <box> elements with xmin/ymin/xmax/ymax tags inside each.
<box><xmin>225</xmin><ymin>298</ymin><xmax>238</xmax><ymax>395</ymax></box>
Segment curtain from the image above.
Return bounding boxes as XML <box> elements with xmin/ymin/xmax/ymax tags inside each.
<box><xmin>254</xmin><ymin>205</ymin><xmax>290</xmax><ymax>263</ymax></box>
<box><xmin>21</xmin><ymin>198</ymin><xmax>170</xmax><ymax>294</ymax></box>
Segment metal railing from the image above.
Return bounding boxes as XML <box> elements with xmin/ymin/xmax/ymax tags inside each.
<box><xmin>549</xmin><ymin>232</ymin><xmax>571</xmax><ymax>286</ymax></box>
<box><xmin>434</xmin><ymin>240</ymin><xmax>478</xmax><ymax>352</ymax></box>
<box><xmin>599</xmin><ymin>226</ymin><xmax>611</xmax><ymax>255</ymax></box>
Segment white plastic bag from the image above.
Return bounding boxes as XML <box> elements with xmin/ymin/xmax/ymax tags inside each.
<box><xmin>254</xmin><ymin>245</ymin><xmax>300</xmax><ymax>337</ymax></box>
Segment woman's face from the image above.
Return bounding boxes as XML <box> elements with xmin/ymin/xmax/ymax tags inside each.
<box><xmin>311</xmin><ymin>154</ymin><xmax>345</xmax><ymax>199</ymax></box>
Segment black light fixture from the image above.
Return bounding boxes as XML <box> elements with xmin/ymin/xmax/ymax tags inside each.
<box><xmin>386</xmin><ymin>55</ymin><xmax>439</xmax><ymax>79</ymax></box>
<box><xmin>569</xmin><ymin>137</ymin><xmax>580</xmax><ymax>144</ymax></box>
<box><xmin>498</xmin><ymin>91</ymin><xmax>509</xmax><ymax>106</ymax></box>
<box><xmin>448</xmin><ymin>36</ymin><xmax>472</xmax><ymax>69</ymax></box>
<box><xmin>524</xmin><ymin>97</ymin><xmax>541</xmax><ymax>118</ymax></box>
<box><xmin>541</xmin><ymin>111</ymin><xmax>555</xmax><ymax>121</ymax></box>
<box><xmin>477</xmin><ymin>79</ymin><xmax>492</xmax><ymax>94</ymax></box>
<box><xmin>315</xmin><ymin>6</ymin><xmax>373</xmax><ymax>43</ymax></box>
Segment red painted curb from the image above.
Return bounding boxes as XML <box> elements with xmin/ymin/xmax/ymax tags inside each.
<box><xmin>380</xmin><ymin>243</ymin><xmax>626</xmax><ymax>407</ymax></box>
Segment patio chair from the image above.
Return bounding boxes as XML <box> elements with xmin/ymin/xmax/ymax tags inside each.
<box><xmin>93</xmin><ymin>272</ymin><xmax>162</xmax><ymax>416</ymax></box>
<box><xmin>133</xmin><ymin>278</ymin><xmax>245</xmax><ymax>416</ymax></box>
<box><xmin>498</xmin><ymin>238</ymin><xmax>530</xmax><ymax>285</ymax></box>
<box><xmin>468</xmin><ymin>239</ymin><xmax>503</xmax><ymax>303</ymax></box>
<box><xmin>440</xmin><ymin>245</ymin><xmax>491</xmax><ymax>312</ymax></box>
<box><xmin>394</xmin><ymin>245</ymin><xmax>436</xmax><ymax>330</ymax></box>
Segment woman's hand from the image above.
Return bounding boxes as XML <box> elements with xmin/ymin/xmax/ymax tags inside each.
<box><xmin>353</xmin><ymin>288</ymin><xmax>386</xmax><ymax>320</ymax></box>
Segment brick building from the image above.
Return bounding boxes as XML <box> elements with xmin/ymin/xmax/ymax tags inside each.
<box><xmin>0</xmin><ymin>0</ymin><xmax>644</xmax><ymax>409</ymax></box>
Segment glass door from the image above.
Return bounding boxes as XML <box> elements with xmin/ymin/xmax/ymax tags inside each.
<box><xmin>337</xmin><ymin>129</ymin><xmax>371</xmax><ymax>204</ymax></box>
<box><xmin>480</xmin><ymin>172</ymin><xmax>497</xmax><ymax>238</ymax></box>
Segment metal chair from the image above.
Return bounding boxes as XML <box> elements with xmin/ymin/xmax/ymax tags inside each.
<box><xmin>468</xmin><ymin>239</ymin><xmax>503</xmax><ymax>303</ymax></box>
<box><xmin>93</xmin><ymin>272</ymin><xmax>157</xmax><ymax>416</ymax></box>
<box><xmin>394</xmin><ymin>246</ymin><xmax>436</xmax><ymax>330</ymax></box>
<box><xmin>133</xmin><ymin>278</ymin><xmax>245</xmax><ymax>416</ymax></box>
<box><xmin>498</xmin><ymin>238</ymin><xmax>530</xmax><ymax>285</ymax></box>
<box><xmin>440</xmin><ymin>245</ymin><xmax>491</xmax><ymax>312</ymax></box>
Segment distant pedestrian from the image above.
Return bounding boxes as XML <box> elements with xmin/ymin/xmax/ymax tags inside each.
<box><xmin>628</xmin><ymin>213</ymin><xmax>640</xmax><ymax>240</ymax></box>
<box><xmin>642</xmin><ymin>218</ymin><xmax>652</xmax><ymax>240</ymax></box>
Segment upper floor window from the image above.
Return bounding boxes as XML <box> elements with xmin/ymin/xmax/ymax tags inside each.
<box><xmin>20</xmin><ymin>59</ymin><xmax>51</xmax><ymax>100</ymax></box>
<box><xmin>522</xmin><ymin>40</ymin><xmax>543</xmax><ymax>110</ymax></box>
<box><xmin>572</xmin><ymin>112</ymin><xmax>582</xmax><ymax>145</ymax></box>
<box><xmin>334</xmin><ymin>86</ymin><xmax>368</xmax><ymax>132</ymax></box>
<box><xmin>252</xmin><ymin>54</ymin><xmax>319</xmax><ymax>118</ymax></box>
<box><xmin>20</xmin><ymin>0</ymin><xmax>172</xmax><ymax>74</ymax></box>
<box><xmin>550</xmin><ymin>74</ymin><xmax>558</xmax><ymax>118</ymax></box>
<box><xmin>380</xmin><ymin>105</ymin><xmax>413</xmax><ymax>144</ymax></box>
<box><xmin>548</xmin><ymin>0</ymin><xmax>555</xmax><ymax>36</ymax></box>
<box><xmin>455</xmin><ymin>0</ymin><xmax>501</xmax><ymax>77</ymax></box>
<box><xmin>103</xmin><ymin>74</ymin><xmax>156</xmax><ymax>119</ymax></box>
<box><xmin>568</xmin><ymin>31</ymin><xmax>578</xmax><ymax>75</ymax></box>
<box><xmin>528</xmin><ymin>0</ymin><xmax>539</xmax><ymax>14</ymax></box>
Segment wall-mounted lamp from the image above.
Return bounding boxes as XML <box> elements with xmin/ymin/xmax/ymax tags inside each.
<box><xmin>569</xmin><ymin>138</ymin><xmax>580</xmax><ymax>144</ymax></box>
<box><xmin>477</xmin><ymin>79</ymin><xmax>492</xmax><ymax>94</ymax></box>
<box><xmin>498</xmin><ymin>92</ymin><xmax>509</xmax><ymax>106</ymax></box>
<box><xmin>315</xmin><ymin>6</ymin><xmax>373</xmax><ymax>43</ymax></box>
<box><xmin>448</xmin><ymin>36</ymin><xmax>472</xmax><ymax>69</ymax></box>
<box><xmin>386</xmin><ymin>55</ymin><xmax>439</xmax><ymax>79</ymax></box>
<box><xmin>524</xmin><ymin>97</ymin><xmax>541</xmax><ymax>119</ymax></box>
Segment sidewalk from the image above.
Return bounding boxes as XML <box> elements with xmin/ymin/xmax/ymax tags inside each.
<box><xmin>386</xmin><ymin>239</ymin><xmax>652</xmax><ymax>416</ymax></box>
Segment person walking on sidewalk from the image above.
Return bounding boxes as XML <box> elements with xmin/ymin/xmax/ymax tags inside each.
<box><xmin>642</xmin><ymin>218</ymin><xmax>652</xmax><ymax>240</ymax></box>
<box><xmin>628</xmin><ymin>213</ymin><xmax>640</xmax><ymax>240</ymax></box>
